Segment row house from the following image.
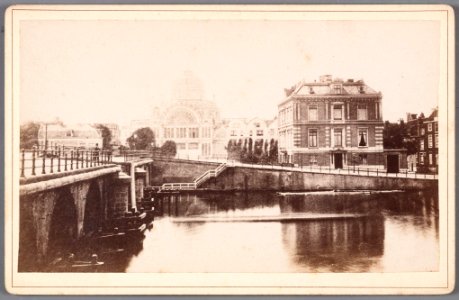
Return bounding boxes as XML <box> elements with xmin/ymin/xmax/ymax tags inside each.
<box><xmin>406</xmin><ymin>109</ymin><xmax>438</xmax><ymax>173</ymax></box>
<box><xmin>278</xmin><ymin>75</ymin><xmax>397</xmax><ymax>170</ymax></box>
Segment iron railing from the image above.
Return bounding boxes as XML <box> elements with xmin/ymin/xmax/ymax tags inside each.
<box><xmin>109</xmin><ymin>149</ymin><xmax>438</xmax><ymax>181</ymax></box>
<box><xmin>20</xmin><ymin>146</ymin><xmax>114</xmax><ymax>178</ymax></box>
<box><xmin>160</xmin><ymin>163</ymin><xmax>227</xmax><ymax>191</ymax></box>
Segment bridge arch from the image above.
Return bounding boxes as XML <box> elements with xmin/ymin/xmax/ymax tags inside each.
<box><xmin>83</xmin><ymin>181</ymin><xmax>103</xmax><ymax>236</ymax></box>
<box><xmin>48</xmin><ymin>187</ymin><xmax>78</xmax><ymax>259</ymax></box>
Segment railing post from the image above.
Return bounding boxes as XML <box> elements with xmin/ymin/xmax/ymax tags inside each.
<box><xmin>90</xmin><ymin>150</ymin><xmax>93</xmax><ymax>167</ymax></box>
<box><xmin>70</xmin><ymin>151</ymin><xmax>74</xmax><ymax>170</ymax></box>
<box><xmin>31</xmin><ymin>148</ymin><xmax>36</xmax><ymax>176</ymax></box>
<box><xmin>50</xmin><ymin>155</ymin><xmax>54</xmax><ymax>173</ymax></box>
<box><xmin>20</xmin><ymin>149</ymin><xmax>25</xmax><ymax>178</ymax></box>
<box><xmin>75</xmin><ymin>150</ymin><xmax>79</xmax><ymax>169</ymax></box>
<box><xmin>42</xmin><ymin>150</ymin><xmax>46</xmax><ymax>174</ymax></box>
<box><xmin>57</xmin><ymin>148</ymin><xmax>61</xmax><ymax>173</ymax></box>
<box><xmin>64</xmin><ymin>153</ymin><xmax>68</xmax><ymax>171</ymax></box>
<box><xmin>86</xmin><ymin>151</ymin><xmax>89</xmax><ymax>168</ymax></box>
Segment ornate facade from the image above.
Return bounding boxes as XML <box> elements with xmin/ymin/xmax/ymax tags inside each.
<box><xmin>278</xmin><ymin>75</ymin><xmax>386</xmax><ymax>169</ymax></box>
<box><xmin>122</xmin><ymin>71</ymin><xmax>277</xmax><ymax>159</ymax></box>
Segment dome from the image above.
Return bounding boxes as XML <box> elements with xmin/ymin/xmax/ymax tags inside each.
<box><xmin>172</xmin><ymin>71</ymin><xmax>204</xmax><ymax>101</ymax></box>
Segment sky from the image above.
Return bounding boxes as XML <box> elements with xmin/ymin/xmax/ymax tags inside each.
<box><xmin>20</xmin><ymin>19</ymin><xmax>440</xmax><ymax>125</ymax></box>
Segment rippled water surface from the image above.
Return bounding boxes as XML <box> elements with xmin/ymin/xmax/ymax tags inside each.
<box><xmin>109</xmin><ymin>190</ymin><xmax>439</xmax><ymax>273</ymax></box>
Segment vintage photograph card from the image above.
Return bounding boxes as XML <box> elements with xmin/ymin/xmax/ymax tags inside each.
<box><xmin>4</xmin><ymin>4</ymin><xmax>455</xmax><ymax>295</ymax></box>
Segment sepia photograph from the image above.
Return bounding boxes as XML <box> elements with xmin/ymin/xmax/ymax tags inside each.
<box><xmin>4</xmin><ymin>4</ymin><xmax>455</xmax><ymax>295</ymax></box>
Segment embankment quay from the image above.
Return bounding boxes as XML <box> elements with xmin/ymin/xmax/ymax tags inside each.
<box><xmin>18</xmin><ymin>150</ymin><xmax>437</xmax><ymax>272</ymax></box>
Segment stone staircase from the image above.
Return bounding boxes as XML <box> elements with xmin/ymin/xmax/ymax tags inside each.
<box><xmin>159</xmin><ymin>163</ymin><xmax>227</xmax><ymax>192</ymax></box>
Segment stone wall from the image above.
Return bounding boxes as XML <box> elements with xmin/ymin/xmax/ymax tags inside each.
<box><xmin>150</xmin><ymin>159</ymin><xmax>220</xmax><ymax>185</ymax></box>
<box><xmin>200</xmin><ymin>166</ymin><xmax>437</xmax><ymax>191</ymax></box>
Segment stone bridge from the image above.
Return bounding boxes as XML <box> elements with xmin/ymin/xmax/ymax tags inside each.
<box><xmin>18</xmin><ymin>159</ymin><xmax>154</xmax><ymax>271</ymax></box>
<box><xmin>19</xmin><ymin>155</ymin><xmax>438</xmax><ymax>271</ymax></box>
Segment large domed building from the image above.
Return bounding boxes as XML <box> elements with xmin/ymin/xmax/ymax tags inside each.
<box><xmin>123</xmin><ymin>71</ymin><xmax>278</xmax><ymax>159</ymax></box>
<box><xmin>151</xmin><ymin>71</ymin><xmax>222</xmax><ymax>158</ymax></box>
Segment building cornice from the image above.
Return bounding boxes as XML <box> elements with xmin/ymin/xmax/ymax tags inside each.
<box><xmin>278</xmin><ymin>93</ymin><xmax>382</xmax><ymax>107</ymax></box>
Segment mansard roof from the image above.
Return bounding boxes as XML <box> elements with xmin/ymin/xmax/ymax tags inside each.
<box><xmin>282</xmin><ymin>75</ymin><xmax>381</xmax><ymax>106</ymax></box>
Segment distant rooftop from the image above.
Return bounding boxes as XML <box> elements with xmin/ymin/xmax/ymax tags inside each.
<box><xmin>285</xmin><ymin>75</ymin><xmax>379</xmax><ymax>98</ymax></box>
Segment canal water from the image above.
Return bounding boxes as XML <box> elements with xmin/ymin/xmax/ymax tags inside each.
<box><xmin>104</xmin><ymin>190</ymin><xmax>438</xmax><ymax>273</ymax></box>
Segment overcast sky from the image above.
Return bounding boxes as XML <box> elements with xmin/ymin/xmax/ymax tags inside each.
<box><xmin>20</xmin><ymin>19</ymin><xmax>440</xmax><ymax>124</ymax></box>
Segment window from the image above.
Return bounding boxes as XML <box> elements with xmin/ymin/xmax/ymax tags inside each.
<box><xmin>421</xmin><ymin>128</ymin><xmax>425</xmax><ymax>135</ymax></box>
<box><xmin>308</xmin><ymin>129</ymin><xmax>318</xmax><ymax>147</ymax></box>
<box><xmin>66</xmin><ymin>130</ymin><xmax>74</xmax><ymax>137</ymax></box>
<box><xmin>308</xmin><ymin>106</ymin><xmax>318</xmax><ymax>121</ymax></box>
<box><xmin>429</xmin><ymin>154</ymin><xmax>433</xmax><ymax>165</ymax></box>
<box><xmin>189</xmin><ymin>128</ymin><xmax>199</xmax><ymax>138</ymax></box>
<box><xmin>419</xmin><ymin>153</ymin><xmax>425</xmax><ymax>164</ymax></box>
<box><xmin>435</xmin><ymin>133</ymin><xmax>439</xmax><ymax>148</ymax></box>
<box><xmin>420</xmin><ymin>140</ymin><xmax>424</xmax><ymax>151</ymax></box>
<box><xmin>334</xmin><ymin>128</ymin><xmax>343</xmax><ymax>147</ymax></box>
<box><xmin>177</xmin><ymin>128</ymin><xmax>187</xmax><ymax>138</ymax></box>
<box><xmin>309</xmin><ymin>155</ymin><xmax>318</xmax><ymax>165</ymax></box>
<box><xmin>177</xmin><ymin>143</ymin><xmax>186</xmax><ymax>150</ymax></box>
<box><xmin>359</xmin><ymin>154</ymin><xmax>368</xmax><ymax>165</ymax></box>
<box><xmin>202</xmin><ymin>143</ymin><xmax>211</xmax><ymax>156</ymax></box>
<box><xmin>165</xmin><ymin>128</ymin><xmax>174</xmax><ymax>138</ymax></box>
<box><xmin>230</xmin><ymin>130</ymin><xmax>236</xmax><ymax>137</ymax></box>
<box><xmin>428</xmin><ymin>123</ymin><xmax>432</xmax><ymax>132</ymax></box>
<box><xmin>435</xmin><ymin>122</ymin><xmax>438</xmax><ymax>132</ymax></box>
<box><xmin>188</xmin><ymin>143</ymin><xmax>199</xmax><ymax>150</ymax></box>
<box><xmin>256</xmin><ymin>130</ymin><xmax>264</xmax><ymax>136</ymax></box>
<box><xmin>202</xmin><ymin>127</ymin><xmax>211</xmax><ymax>138</ymax></box>
<box><xmin>333</xmin><ymin>105</ymin><xmax>343</xmax><ymax>120</ymax></box>
<box><xmin>249</xmin><ymin>130</ymin><xmax>253</xmax><ymax>136</ymax></box>
<box><xmin>428</xmin><ymin>135</ymin><xmax>433</xmax><ymax>148</ymax></box>
<box><xmin>357</xmin><ymin>105</ymin><xmax>367</xmax><ymax>120</ymax></box>
<box><xmin>358</xmin><ymin>129</ymin><xmax>368</xmax><ymax>147</ymax></box>
<box><xmin>333</xmin><ymin>84</ymin><xmax>342</xmax><ymax>94</ymax></box>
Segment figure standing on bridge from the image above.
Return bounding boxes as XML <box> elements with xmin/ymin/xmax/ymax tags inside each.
<box><xmin>93</xmin><ymin>143</ymin><xmax>100</xmax><ymax>164</ymax></box>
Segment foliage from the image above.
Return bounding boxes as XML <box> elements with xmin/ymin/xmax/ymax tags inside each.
<box><xmin>383</xmin><ymin>120</ymin><xmax>417</xmax><ymax>155</ymax></box>
<box><xmin>20</xmin><ymin>122</ymin><xmax>40</xmax><ymax>149</ymax></box>
<box><xmin>94</xmin><ymin>124</ymin><xmax>112</xmax><ymax>149</ymax></box>
<box><xmin>127</xmin><ymin>127</ymin><xmax>155</xmax><ymax>150</ymax></box>
<box><xmin>160</xmin><ymin>140</ymin><xmax>177</xmax><ymax>157</ymax></box>
<box><xmin>226</xmin><ymin>137</ymin><xmax>278</xmax><ymax>164</ymax></box>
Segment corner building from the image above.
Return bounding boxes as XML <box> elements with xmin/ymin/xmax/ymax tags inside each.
<box><xmin>278</xmin><ymin>75</ymin><xmax>384</xmax><ymax>169</ymax></box>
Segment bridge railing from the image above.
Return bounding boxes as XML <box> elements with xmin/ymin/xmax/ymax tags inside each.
<box><xmin>162</xmin><ymin>154</ymin><xmax>438</xmax><ymax>180</ymax></box>
<box><xmin>111</xmin><ymin>150</ymin><xmax>437</xmax><ymax>181</ymax></box>
<box><xmin>118</xmin><ymin>150</ymin><xmax>154</xmax><ymax>162</ymax></box>
<box><xmin>20</xmin><ymin>146</ymin><xmax>114</xmax><ymax>178</ymax></box>
<box><xmin>221</xmin><ymin>161</ymin><xmax>437</xmax><ymax>180</ymax></box>
<box><xmin>160</xmin><ymin>182</ymin><xmax>197</xmax><ymax>190</ymax></box>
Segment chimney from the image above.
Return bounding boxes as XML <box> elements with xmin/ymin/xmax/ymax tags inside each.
<box><xmin>319</xmin><ymin>75</ymin><xmax>332</xmax><ymax>83</ymax></box>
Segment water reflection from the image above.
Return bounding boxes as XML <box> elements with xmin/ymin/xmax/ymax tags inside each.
<box><xmin>122</xmin><ymin>190</ymin><xmax>438</xmax><ymax>273</ymax></box>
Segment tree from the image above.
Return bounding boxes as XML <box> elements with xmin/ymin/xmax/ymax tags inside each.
<box><xmin>127</xmin><ymin>127</ymin><xmax>155</xmax><ymax>150</ymax></box>
<box><xmin>383</xmin><ymin>120</ymin><xmax>417</xmax><ymax>155</ymax></box>
<box><xmin>20</xmin><ymin>122</ymin><xmax>40</xmax><ymax>149</ymax></box>
<box><xmin>94</xmin><ymin>124</ymin><xmax>112</xmax><ymax>149</ymax></box>
<box><xmin>268</xmin><ymin>139</ymin><xmax>278</xmax><ymax>163</ymax></box>
<box><xmin>161</xmin><ymin>140</ymin><xmax>177</xmax><ymax>157</ymax></box>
